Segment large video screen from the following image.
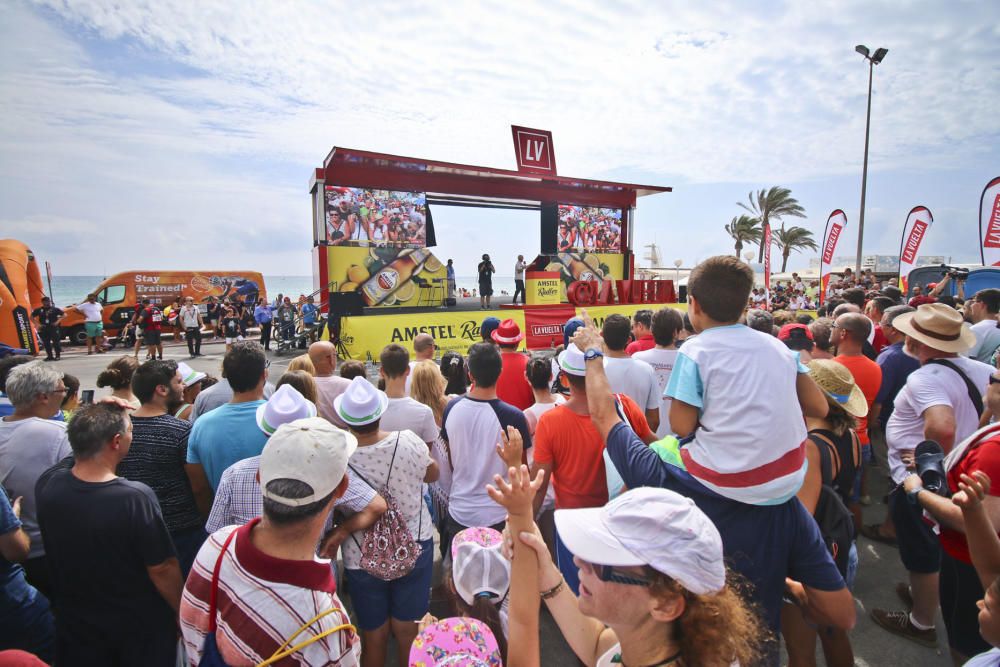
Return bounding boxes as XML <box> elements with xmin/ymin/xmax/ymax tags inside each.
<box><xmin>324</xmin><ymin>186</ymin><xmax>427</xmax><ymax>248</ymax></box>
<box><xmin>557</xmin><ymin>205</ymin><xmax>622</xmax><ymax>253</ymax></box>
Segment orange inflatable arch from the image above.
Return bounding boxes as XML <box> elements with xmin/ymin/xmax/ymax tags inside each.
<box><xmin>0</xmin><ymin>239</ymin><xmax>45</xmax><ymax>354</ymax></box>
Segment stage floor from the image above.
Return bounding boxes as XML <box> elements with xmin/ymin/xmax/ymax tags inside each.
<box><xmin>358</xmin><ymin>297</ymin><xmax>526</xmax><ymax>316</ymax></box>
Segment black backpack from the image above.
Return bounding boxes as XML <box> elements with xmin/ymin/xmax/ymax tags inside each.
<box><xmin>809</xmin><ymin>433</ymin><xmax>856</xmax><ymax>579</ymax></box>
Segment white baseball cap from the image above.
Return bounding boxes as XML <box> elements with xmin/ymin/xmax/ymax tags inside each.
<box><xmin>259</xmin><ymin>417</ymin><xmax>357</xmax><ymax>507</ymax></box>
<box><xmin>557</xmin><ymin>343</ymin><xmax>587</xmax><ymax>377</ymax></box>
<box><xmin>333</xmin><ymin>376</ymin><xmax>389</xmax><ymax>427</ymax></box>
<box><xmin>256</xmin><ymin>384</ymin><xmax>318</xmax><ymax>436</ymax></box>
<box><xmin>176</xmin><ymin>362</ymin><xmax>207</xmax><ymax>388</ymax></box>
<box><xmin>554</xmin><ymin>487</ymin><xmax>726</xmax><ymax>595</ymax></box>
<box><xmin>450</xmin><ymin>528</ymin><xmax>510</xmax><ymax>607</ymax></box>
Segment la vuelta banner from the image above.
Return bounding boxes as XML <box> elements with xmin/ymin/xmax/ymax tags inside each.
<box><xmin>979</xmin><ymin>177</ymin><xmax>1000</xmax><ymax>266</ymax></box>
<box><xmin>818</xmin><ymin>210</ymin><xmax>848</xmax><ymax>305</ymax></box>
<box><xmin>897</xmin><ymin>206</ymin><xmax>934</xmax><ymax>294</ymax></box>
<box><xmin>762</xmin><ymin>223</ymin><xmax>772</xmax><ymax>308</ymax></box>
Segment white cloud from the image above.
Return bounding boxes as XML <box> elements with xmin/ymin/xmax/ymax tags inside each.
<box><xmin>0</xmin><ymin>0</ymin><xmax>997</xmax><ymax>277</ymax></box>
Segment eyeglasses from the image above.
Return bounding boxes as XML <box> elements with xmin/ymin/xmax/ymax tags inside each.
<box><xmin>990</xmin><ymin>376</ymin><xmax>1000</xmax><ymax>386</ymax></box>
<box><xmin>580</xmin><ymin>559</ymin><xmax>651</xmax><ymax>587</ymax></box>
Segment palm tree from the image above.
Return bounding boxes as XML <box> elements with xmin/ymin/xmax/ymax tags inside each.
<box><xmin>772</xmin><ymin>224</ymin><xmax>818</xmax><ymax>272</ymax></box>
<box><xmin>724</xmin><ymin>215</ymin><xmax>762</xmax><ymax>258</ymax></box>
<box><xmin>738</xmin><ymin>187</ymin><xmax>806</xmax><ymax>262</ymax></box>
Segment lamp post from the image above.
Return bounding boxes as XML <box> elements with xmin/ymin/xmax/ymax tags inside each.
<box><xmin>854</xmin><ymin>44</ymin><xmax>888</xmax><ymax>277</ymax></box>
<box><xmin>673</xmin><ymin>259</ymin><xmax>683</xmax><ymax>288</ymax></box>
<box><xmin>743</xmin><ymin>250</ymin><xmax>755</xmax><ymax>264</ymax></box>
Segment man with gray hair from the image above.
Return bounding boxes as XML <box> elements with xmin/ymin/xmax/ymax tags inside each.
<box><xmin>0</xmin><ymin>361</ymin><xmax>70</xmax><ymax>598</ymax></box>
<box><xmin>36</xmin><ymin>401</ymin><xmax>181</xmax><ymax>665</ymax></box>
<box><xmin>746</xmin><ymin>308</ymin><xmax>774</xmax><ymax>335</ymax></box>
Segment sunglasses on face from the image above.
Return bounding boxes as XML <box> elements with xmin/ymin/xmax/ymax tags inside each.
<box><xmin>990</xmin><ymin>376</ymin><xmax>1000</xmax><ymax>386</ymax></box>
<box><xmin>580</xmin><ymin>559</ymin><xmax>652</xmax><ymax>587</ymax></box>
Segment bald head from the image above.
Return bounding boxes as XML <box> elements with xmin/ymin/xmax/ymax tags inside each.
<box><xmin>308</xmin><ymin>341</ymin><xmax>337</xmax><ymax>376</ymax></box>
<box><xmin>832</xmin><ymin>303</ymin><xmax>861</xmax><ymax>318</ymax></box>
<box><xmin>835</xmin><ymin>312</ymin><xmax>871</xmax><ymax>346</ymax></box>
<box><xmin>413</xmin><ymin>333</ymin><xmax>435</xmax><ymax>360</ymax></box>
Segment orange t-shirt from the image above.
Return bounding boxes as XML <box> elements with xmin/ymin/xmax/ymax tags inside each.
<box><xmin>833</xmin><ymin>354</ymin><xmax>883</xmax><ymax>445</ymax></box>
<box><xmin>533</xmin><ymin>394</ymin><xmax>650</xmax><ymax>509</ymax></box>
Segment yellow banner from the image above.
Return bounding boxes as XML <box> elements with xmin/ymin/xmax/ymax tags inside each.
<box><xmin>339</xmin><ymin>309</ymin><xmax>527</xmax><ymax>362</ymax></box>
<box><xmin>541</xmin><ymin>252</ymin><xmax>625</xmax><ymax>302</ymax></box>
<box><xmin>325</xmin><ymin>246</ymin><xmax>447</xmax><ymax>309</ymax></box>
<box><xmin>526</xmin><ymin>272</ymin><xmax>562</xmax><ymax>306</ymax></box>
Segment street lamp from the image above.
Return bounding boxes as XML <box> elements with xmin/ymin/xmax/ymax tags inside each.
<box><xmin>673</xmin><ymin>259</ymin><xmax>683</xmax><ymax>290</ymax></box>
<box><xmin>743</xmin><ymin>250</ymin><xmax>755</xmax><ymax>264</ymax></box>
<box><xmin>854</xmin><ymin>44</ymin><xmax>888</xmax><ymax>276</ymax></box>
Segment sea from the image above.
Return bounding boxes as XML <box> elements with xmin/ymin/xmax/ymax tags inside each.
<box><xmin>46</xmin><ymin>275</ymin><xmax>517</xmax><ymax>307</ymax></box>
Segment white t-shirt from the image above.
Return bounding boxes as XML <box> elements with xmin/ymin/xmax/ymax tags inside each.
<box><xmin>964</xmin><ymin>648</ymin><xmax>1000</xmax><ymax>667</ymax></box>
<box><xmin>665</xmin><ymin>324</ymin><xmax>809</xmax><ymax>505</ymax></box>
<box><xmin>341</xmin><ymin>430</ymin><xmax>433</xmax><ymax>569</ymax></box>
<box><xmin>0</xmin><ymin>417</ymin><xmax>71</xmax><ymax>558</ymax></box>
<box><xmin>603</xmin><ymin>356</ymin><xmax>660</xmax><ymax>412</ymax></box>
<box><xmin>524</xmin><ymin>396</ymin><xmax>565</xmax><ymax>512</ymax></box>
<box><xmin>179</xmin><ymin>305</ymin><xmax>201</xmax><ymax>329</ymax></box>
<box><xmin>514</xmin><ymin>261</ymin><xmax>527</xmax><ymax>280</ymax></box>
<box><xmin>75</xmin><ymin>301</ymin><xmax>103</xmax><ymax>322</ymax></box>
<box><xmin>379</xmin><ymin>397</ymin><xmax>438</xmax><ymax>445</ymax></box>
<box><xmin>885</xmin><ymin>357</ymin><xmax>994</xmax><ymax>483</ymax></box>
<box><xmin>314</xmin><ymin>375</ymin><xmax>353</xmax><ymax>428</ymax></box>
<box><xmin>966</xmin><ymin>319</ymin><xmax>1000</xmax><ymax>363</ymax></box>
<box><xmin>632</xmin><ymin>348</ymin><xmax>678</xmax><ymax>439</ymax></box>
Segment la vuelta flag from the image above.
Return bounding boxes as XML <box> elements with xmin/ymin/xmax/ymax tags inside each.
<box><xmin>763</xmin><ymin>223</ymin><xmax>772</xmax><ymax>308</ymax></box>
<box><xmin>818</xmin><ymin>210</ymin><xmax>848</xmax><ymax>305</ymax></box>
<box><xmin>897</xmin><ymin>206</ymin><xmax>934</xmax><ymax>294</ymax></box>
<box><xmin>979</xmin><ymin>177</ymin><xmax>1000</xmax><ymax>266</ymax></box>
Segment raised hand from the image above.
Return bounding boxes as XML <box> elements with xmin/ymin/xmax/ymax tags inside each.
<box><xmin>495</xmin><ymin>425</ymin><xmax>523</xmax><ymax>469</ymax></box>
<box><xmin>953</xmin><ymin>471</ymin><xmax>991</xmax><ymax>510</ymax></box>
<box><xmin>487</xmin><ymin>464</ymin><xmax>544</xmax><ymax>519</ymax></box>
<box><xmin>570</xmin><ymin>309</ymin><xmax>603</xmax><ymax>352</ymax></box>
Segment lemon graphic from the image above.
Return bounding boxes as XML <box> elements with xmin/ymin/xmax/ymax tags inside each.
<box><xmin>394</xmin><ymin>280</ymin><xmax>417</xmax><ymax>303</ymax></box>
<box><xmin>340</xmin><ymin>282</ymin><xmax>357</xmax><ymax>292</ymax></box>
<box><xmin>423</xmin><ymin>256</ymin><xmax>442</xmax><ymax>273</ymax></box>
<box><xmin>347</xmin><ymin>265</ymin><xmax>369</xmax><ymax>284</ymax></box>
<box><xmin>384</xmin><ymin>294</ymin><xmax>398</xmax><ymax>306</ymax></box>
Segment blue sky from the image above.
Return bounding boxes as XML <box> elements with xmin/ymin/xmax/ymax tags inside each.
<box><xmin>1</xmin><ymin>0</ymin><xmax>998</xmax><ymax>279</ymax></box>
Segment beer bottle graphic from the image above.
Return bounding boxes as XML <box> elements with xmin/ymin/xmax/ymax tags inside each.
<box><xmin>556</xmin><ymin>253</ymin><xmax>604</xmax><ymax>285</ymax></box>
<box><xmin>359</xmin><ymin>248</ymin><xmax>432</xmax><ymax>306</ymax></box>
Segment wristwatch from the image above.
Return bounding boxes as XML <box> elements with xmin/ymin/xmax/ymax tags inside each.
<box><xmin>906</xmin><ymin>486</ymin><xmax>923</xmax><ymax>506</ymax></box>
<box><xmin>584</xmin><ymin>347</ymin><xmax>604</xmax><ymax>362</ymax></box>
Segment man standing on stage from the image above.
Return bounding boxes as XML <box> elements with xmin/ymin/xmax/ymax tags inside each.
<box><xmin>513</xmin><ymin>254</ymin><xmax>527</xmax><ymax>305</ymax></box>
<box><xmin>478</xmin><ymin>254</ymin><xmax>495</xmax><ymax>310</ymax></box>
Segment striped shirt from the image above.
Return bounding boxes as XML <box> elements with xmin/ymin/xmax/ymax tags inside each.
<box><xmin>117</xmin><ymin>413</ymin><xmax>203</xmax><ymax>533</ymax></box>
<box><xmin>206</xmin><ymin>456</ymin><xmax>376</xmax><ymax>534</ymax></box>
<box><xmin>180</xmin><ymin>520</ymin><xmax>360</xmax><ymax>666</ymax></box>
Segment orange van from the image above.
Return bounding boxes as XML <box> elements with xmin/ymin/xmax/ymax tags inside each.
<box><xmin>61</xmin><ymin>271</ymin><xmax>266</xmax><ymax>345</ymax></box>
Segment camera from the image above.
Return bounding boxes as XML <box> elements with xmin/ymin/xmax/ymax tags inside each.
<box><xmin>914</xmin><ymin>440</ymin><xmax>949</xmax><ymax>496</ymax></box>
<box><xmin>940</xmin><ymin>264</ymin><xmax>970</xmax><ymax>281</ymax></box>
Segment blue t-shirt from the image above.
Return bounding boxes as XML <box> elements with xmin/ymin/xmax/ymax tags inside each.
<box><xmin>253</xmin><ymin>305</ymin><xmax>273</xmax><ymax>325</ymax></box>
<box><xmin>604</xmin><ymin>421</ymin><xmax>844</xmax><ymax>635</ymax></box>
<box><xmin>187</xmin><ymin>401</ymin><xmax>268</xmax><ymax>490</ymax></box>
<box><xmin>875</xmin><ymin>342</ymin><xmax>921</xmax><ymax>429</ymax></box>
<box><xmin>301</xmin><ymin>303</ymin><xmax>318</xmax><ymax>325</ymax></box>
<box><xmin>0</xmin><ymin>488</ymin><xmax>36</xmax><ymax>618</ymax></box>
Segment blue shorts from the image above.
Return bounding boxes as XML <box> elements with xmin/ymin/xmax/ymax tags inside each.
<box><xmin>344</xmin><ymin>539</ymin><xmax>433</xmax><ymax>630</ymax></box>
<box><xmin>84</xmin><ymin>321</ymin><xmax>104</xmax><ymax>338</ymax></box>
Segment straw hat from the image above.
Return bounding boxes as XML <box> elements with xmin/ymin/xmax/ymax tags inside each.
<box><xmin>891</xmin><ymin>303</ymin><xmax>976</xmax><ymax>354</ymax></box>
<box><xmin>806</xmin><ymin>360</ymin><xmax>869</xmax><ymax>418</ymax></box>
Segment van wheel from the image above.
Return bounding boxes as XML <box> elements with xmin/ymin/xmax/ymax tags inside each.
<box><xmin>68</xmin><ymin>326</ymin><xmax>89</xmax><ymax>346</ymax></box>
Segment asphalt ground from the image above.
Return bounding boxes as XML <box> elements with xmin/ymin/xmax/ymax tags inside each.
<box><xmin>49</xmin><ymin>338</ymin><xmax>960</xmax><ymax>665</ymax></box>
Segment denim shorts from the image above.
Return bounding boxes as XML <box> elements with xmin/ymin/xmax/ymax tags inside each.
<box><xmin>344</xmin><ymin>538</ymin><xmax>434</xmax><ymax>630</ymax></box>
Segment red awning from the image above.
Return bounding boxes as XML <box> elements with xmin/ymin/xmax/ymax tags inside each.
<box><xmin>312</xmin><ymin>147</ymin><xmax>670</xmax><ymax>209</ymax></box>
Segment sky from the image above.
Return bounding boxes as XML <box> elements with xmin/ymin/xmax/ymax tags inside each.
<box><xmin>1</xmin><ymin>0</ymin><xmax>998</xmax><ymax>280</ymax></box>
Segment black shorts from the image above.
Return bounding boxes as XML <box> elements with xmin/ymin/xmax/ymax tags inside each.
<box><xmin>143</xmin><ymin>330</ymin><xmax>162</xmax><ymax>346</ymax></box>
<box><xmin>940</xmin><ymin>550</ymin><xmax>990</xmax><ymax>656</ymax></box>
<box><xmin>479</xmin><ymin>282</ymin><xmax>493</xmax><ymax>297</ymax></box>
<box><xmin>888</xmin><ymin>486</ymin><xmax>941</xmax><ymax>574</ymax></box>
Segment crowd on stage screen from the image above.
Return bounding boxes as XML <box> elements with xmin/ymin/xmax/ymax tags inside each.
<box><xmin>558</xmin><ymin>205</ymin><xmax>622</xmax><ymax>253</ymax></box>
<box><xmin>8</xmin><ymin>254</ymin><xmax>1000</xmax><ymax>666</ymax></box>
<box><xmin>324</xmin><ymin>186</ymin><xmax>427</xmax><ymax>248</ymax></box>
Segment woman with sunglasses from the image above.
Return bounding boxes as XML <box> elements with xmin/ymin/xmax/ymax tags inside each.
<box><xmin>500</xmin><ymin>481</ymin><xmax>764</xmax><ymax>666</ymax></box>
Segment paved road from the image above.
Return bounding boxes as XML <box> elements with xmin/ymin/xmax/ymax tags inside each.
<box><xmin>48</xmin><ymin>340</ymin><xmax>960</xmax><ymax>665</ymax></box>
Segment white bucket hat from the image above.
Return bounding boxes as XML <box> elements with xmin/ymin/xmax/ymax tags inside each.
<box><xmin>176</xmin><ymin>362</ymin><xmax>207</xmax><ymax>388</ymax></box>
<box><xmin>260</xmin><ymin>417</ymin><xmax>357</xmax><ymax>507</ymax></box>
<box><xmin>256</xmin><ymin>384</ymin><xmax>318</xmax><ymax>436</ymax></box>
<box><xmin>333</xmin><ymin>376</ymin><xmax>389</xmax><ymax>427</ymax></box>
<box><xmin>557</xmin><ymin>343</ymin><xmax>587</xmax><ymax>377</ymax></box>
<box><xmin>554</xmin><ymin>486</ymin><xmax>726</xmax><ymax>595</ymax></box>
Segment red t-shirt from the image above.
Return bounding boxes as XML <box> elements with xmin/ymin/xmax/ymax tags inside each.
<box><xmin>833</xmin><ymin>355</ymin><xmax>882</xmax><ymax>445</ymax></box>
<box><xmin>625</xmin><ymin>335</ymin><xmax>655</xmax><ymax>356</ymax></box>
<box><xmin>941</xmin><ymin>437</ymin><xmax>1000</xmax><ymax>563</ymax></box>
<box><xmin>142</xmin><ymin>307</ymin><xmax>163</xmax><ymax>332</ymax></box>
<box><xmin>495</xmin><ymin>351</ymin><xmax>534</xmax><ymax>410</ymax></box>
<box><xmin>872</xmin><ymin>325</ymin><xmax>889</xmax><ymax>354</ymax></box>
<box><xmin>533</xmin><ymin>394</ymin><xmax>651</xmax><ymax>509</ymax></box>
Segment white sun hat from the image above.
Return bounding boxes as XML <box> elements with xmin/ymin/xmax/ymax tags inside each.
<box><xmin>256</xmin><ymin>384</ymin><xmax>317</xmax><ymax>436</ymax></box>
<box><xmin>333</xmin><ymin>376</ymin><xmax>389</xmax><ymax>427</ymax></box>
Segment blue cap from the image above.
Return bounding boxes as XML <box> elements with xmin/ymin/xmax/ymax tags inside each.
<box><xmin>563</xmin><ymin>317</ymin><xmax>585</xmax><ymax>348</ymax></box>
<box><xmin>481</xmin><ymin>317</ymin><xmax>501</xmax><ymax>340</ymax></box>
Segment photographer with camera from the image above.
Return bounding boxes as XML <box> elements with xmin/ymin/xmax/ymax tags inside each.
<box><xmin>871</xmin><ymin>304</ymin><xmax>993</xmax><ymax>659</ymax></box>
<box><xmin>901</xmin><ymin>370</ymin><xmax>1000</xmax><ymax>664</ymax></box>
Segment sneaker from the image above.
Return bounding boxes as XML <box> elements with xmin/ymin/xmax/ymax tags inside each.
<box><xmin>896</xmin><ymin>582</ymin><xmax>913</xmax><ymax>608</ymax></box>
<box><xmin>44</xmin><ymin>357</ymin><xmax>55</xmax><ymax>362</ymax></box>
<box><xmin>870</xmin><ymin>609</ymin><xmax>937</xmax><ymax>648</ymax></box>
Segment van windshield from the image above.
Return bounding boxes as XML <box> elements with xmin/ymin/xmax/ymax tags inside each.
<box><xmin>101</xmin><ymin>285</ymin><xmax>126</xmax><ymax>305</ymax></box>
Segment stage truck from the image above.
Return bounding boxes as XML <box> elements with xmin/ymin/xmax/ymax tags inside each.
<box><xmin>60</xmin><ymin>271</ymin><xmax>265</xmax><ymax>345</ymax></box>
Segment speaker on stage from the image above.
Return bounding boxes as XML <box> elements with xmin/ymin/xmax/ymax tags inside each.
<box><xmin>540</xmin><ymin>202</ymin><xmax>559</xmax><ymax>254</ymax></box>
<box><xmin>328</xmin><ymin>291</ymin><xmax>364</xmax><ymax>317</ymax></box>
<box><xmin>679</xmin><ymin>285</ymin><xmax>687</xmax><ymax>303</ymax></box>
